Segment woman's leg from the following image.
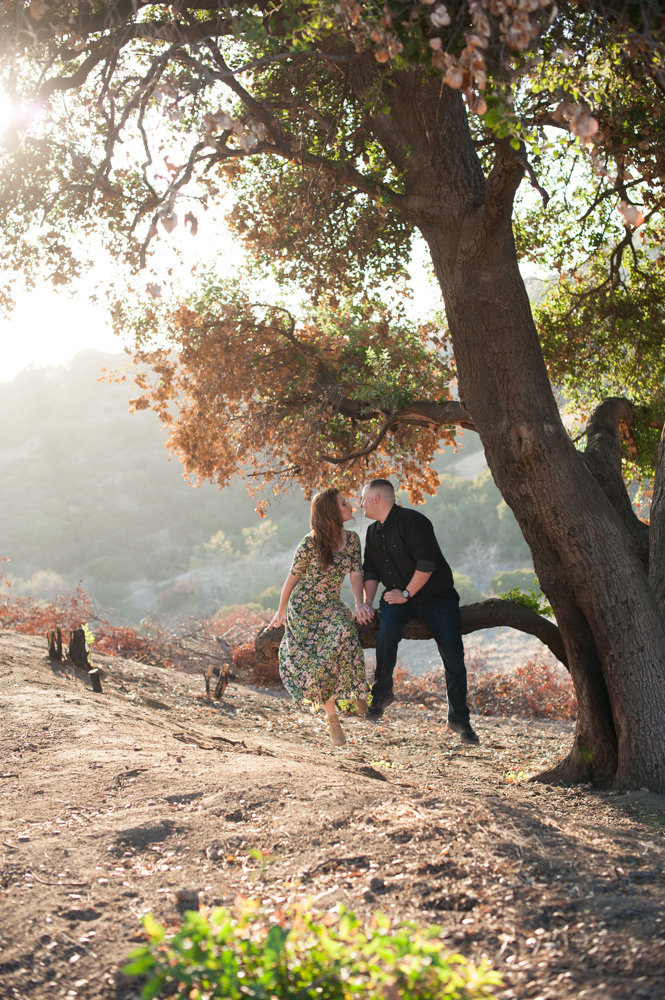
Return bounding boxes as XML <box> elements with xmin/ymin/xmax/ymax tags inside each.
<box><xmin>323</xmin><ymin>698</ymin><xmax>346</xmax><ymax>745</ymax></box>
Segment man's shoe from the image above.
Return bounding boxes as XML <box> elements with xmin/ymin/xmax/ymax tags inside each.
<box><xmin>366</xmin><ymin>692</ymin><xmax>396</xmax><ymax>720</ymax></box>
<box><xmin>448</xmin><ymin>720</ymin><xmax>480</xmax><ymax>745</ymax></box>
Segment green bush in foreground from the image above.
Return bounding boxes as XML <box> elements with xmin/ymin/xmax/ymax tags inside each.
<box><xmin>124</xmin><ymin>902</ymin><xmax>501</xmax><ymax>1000</ymax></box>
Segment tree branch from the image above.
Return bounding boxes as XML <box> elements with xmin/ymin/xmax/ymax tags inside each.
<box><xmin>582</xmin><ymin>397</ymin><xmax>649</xmax><ymax>566</ymax></box>
<box><xmin>203</xmin><ymin>41</ymin><xmax>406</xmax><ymax>210</ymax></box>
<box><xmin>255</xmin><ymin>598</ymin><xmax>567</xmax><ymax>667</ymax></box>
<box><xmin>483</xmin><ymin>136</ymin><xmax>527</xmax><ymax>227</ymax></box>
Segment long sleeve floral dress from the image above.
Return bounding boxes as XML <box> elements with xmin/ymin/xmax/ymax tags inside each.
<box><xmin>279</xmin><ymin>530</ymin><xmax>368</xmax><ymax>706</ymax></box>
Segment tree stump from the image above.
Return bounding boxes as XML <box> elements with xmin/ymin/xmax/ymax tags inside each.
<box><xmin>69</xmin><ymin>628</ymin><xmax>90</xmax><ymax>669</ymax></box>
<box><xmin>68</xmin><ymin>628</ymin><xmax>103</xmax><ymax>693</ymax></box>
<box><xmin>47</xmin><ymin>628</ymin><xmax>63</xmax><ymax>662</ymax></box>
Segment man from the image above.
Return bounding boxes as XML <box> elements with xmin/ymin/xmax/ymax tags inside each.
<box><xmin>358</xmin><ymin>478</ymin><xmax>479</xmax><ymax>745</ymax></box>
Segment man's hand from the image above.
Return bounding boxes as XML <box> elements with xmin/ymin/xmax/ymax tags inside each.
<box><xmin>355</xmin><ymin>602</ymin><xmax>375</xmax><ymax>624</ymax></box>
<box><xmin>383</xmin><ymin>589</ymin><xmax>408</xmax><ymax>605</ymax></box>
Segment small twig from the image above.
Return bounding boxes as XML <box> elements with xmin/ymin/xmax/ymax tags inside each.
<box><xmin>27</xmin><ymin>871</ymin><xmax>91</xmax><ymax>887</ymax></box>
<box><xmin>519</xmin><ymin>156</ymin><xmax>550</xmax><ymax>207</ymax></box>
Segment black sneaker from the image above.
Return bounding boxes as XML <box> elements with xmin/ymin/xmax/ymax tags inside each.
<box><xmin>448</xmin><ymin>720</ymin><xmax>480</xmax><ymax>745</ymax></box>
<box><xmin>366</xmin><ymin>692</ymin><xmax>396</xmax><ymax>720</ymax></box>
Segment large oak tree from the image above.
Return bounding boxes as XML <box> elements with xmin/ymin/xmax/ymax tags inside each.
<box><xmin>2</xmin><ymin>1</ymin><xmax>665</xmax><ymax>790</ymax></box>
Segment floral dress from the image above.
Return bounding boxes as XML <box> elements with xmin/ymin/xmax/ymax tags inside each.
<box><xmin>279</xmin><ymin>531</ymin><xmax>368</xmax><ymax>705</ymax></box>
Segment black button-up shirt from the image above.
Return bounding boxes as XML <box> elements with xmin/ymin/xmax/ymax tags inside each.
<box><xmin>363</xmin><ymin>504</ymin><xmax>457</xmax><ymax>602</ymax></box>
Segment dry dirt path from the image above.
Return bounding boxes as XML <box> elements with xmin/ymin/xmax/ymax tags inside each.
<box><xmin>1</xmin><ymin>630</ymin><xmax>664</xmax><ymax>1000</ymax></box>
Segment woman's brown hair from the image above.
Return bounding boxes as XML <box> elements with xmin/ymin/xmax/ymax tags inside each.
<box><xmin>310</xmin><ymin>488</ymin><xmax>344</xmax><ymax>569</ymax></box>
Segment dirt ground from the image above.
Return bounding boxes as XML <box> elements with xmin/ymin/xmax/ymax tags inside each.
<box><xmin>1</xmin><ymin>629</ymin><xmax>664</xmax><ymax>1000</ymax></box>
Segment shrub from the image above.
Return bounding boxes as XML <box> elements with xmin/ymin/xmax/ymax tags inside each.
<box><xmin>498</xmin><ymin>586</ymin><xmax>553</xmax><ymax>617</ymax></box>
<box><xmin>489</xmin><ymin>568</ymin><xmax>539</xmax><ymax>594</ymax></box>
<box><xmin>452</xmin><ymin>571</ymin><xmax>485</xmax><ymax>604</ymax></box>
<box><xmin>395</xmin><ymin>652</ymin><xmax>576</xmax><ymax>722</ymax></box>
<box><xmin>231</xmin><ymin>641</ymin><xmax>281</xmax><ymax>686</ymax></box>
<box><xmin>124</xmin><ymin>902</ymin><xmax>500</xmax><ymax>1000</ymax></box>
<box><xmin>0</xmin><ymin>570</ymin><xmax>93</xmax><ymax>635</ymax></box>
<box><xmin>472</xmin><ymin>654</ymin><xmax>577</xmax><ymax>721</ymax></box>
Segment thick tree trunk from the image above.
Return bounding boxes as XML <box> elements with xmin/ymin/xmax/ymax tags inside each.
<box><xmin>649</xmin><ymin>426</ymin><xmax>665</xmax><ymax>612</ymax></box>
<box><xmin>366</xmin><ymin>75</ymin><xmax>665</xmax><ymax>791</ymax></box>
<box><xmin>427</xmin><ymin>202</ymin><xmax>665</xmax><ymax>788</ymax></box>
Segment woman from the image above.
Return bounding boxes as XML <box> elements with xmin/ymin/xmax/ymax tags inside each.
<box><xmin>270</xmin><ymin>488</ymin><xmax>370</xmax><ymax>746</ymax></box>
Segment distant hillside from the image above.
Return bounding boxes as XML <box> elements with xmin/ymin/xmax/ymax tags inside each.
<box><xmin>0</xmin><ymin>351</ymin><xmax>532</xmax><ymax>624</ymax></box>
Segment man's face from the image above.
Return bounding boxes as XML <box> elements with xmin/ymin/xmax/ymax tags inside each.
<box><xmin>360</xmin><ymin>484</ymin><xmax>380</xmax><ymax>520</ymax></box>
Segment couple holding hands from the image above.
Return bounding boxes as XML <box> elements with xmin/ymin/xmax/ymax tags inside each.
<box><xmin>270</xmin><ymin>479</ymin><xmax>479</xmax><ymax>749</ymax></box>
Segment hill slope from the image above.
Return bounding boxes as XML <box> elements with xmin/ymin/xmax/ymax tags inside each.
<box><xmin>1</xmin><ymin>631</ymin><xmax>664</xmax><ymax>1000</ymax></box>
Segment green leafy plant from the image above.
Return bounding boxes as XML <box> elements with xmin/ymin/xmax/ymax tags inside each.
<box><xmin>124</xmin><ymin>902</ymin><xmax>501</xmax><ymax>1000</ymax></box>
<box><xmin>246</xmin><ymin>848</ymin><xmax>275</xmax><ymax>879</ymax></box>
<box><xmin>498</xmin><ymin>587</ymin><xmax>553</xmax><ymax>617</ymax></box>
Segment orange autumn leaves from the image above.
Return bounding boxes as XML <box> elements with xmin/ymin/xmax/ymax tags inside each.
<box><xmin>126</xmin><ymin>289</ymin><xmax>454</xmax><ymax>505</ymax></box>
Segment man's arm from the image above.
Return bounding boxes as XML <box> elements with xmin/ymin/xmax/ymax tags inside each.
<box><xmin>383</xmin><ymin>569</ymin><xmax>432</xmax><ymax>605</ymax></box>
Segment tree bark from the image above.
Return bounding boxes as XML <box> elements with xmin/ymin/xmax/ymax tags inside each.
<box><xmin>649</xmin><ymin>426</ymin><xmax>665</xmax><ymax>613</ymax></box>
<box><xmin>583</xmin><ymin>398</ymin><xmax>649</xmax><ymax>568</ymax></box>
<box><xmin>47</xmin><ymin>628</ymin><xmax>63</xmax><ymax>662</ymax></box>
<box><xmin>69</xmin><ymin>629</ymin><xmax>90</xmax><ymax>670</ymax></box>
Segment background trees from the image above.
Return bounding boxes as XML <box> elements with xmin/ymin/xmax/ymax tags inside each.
<box><xmin>2</xmin><ymin>2</ymin><xmax>665</xmax><ymax>790</ymax></box>
<box><xmin>0</xmin><ymin>351</ymin><xmax>529</xmax><ymax>624</ymax></box>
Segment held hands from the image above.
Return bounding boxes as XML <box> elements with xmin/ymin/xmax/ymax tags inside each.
<box><xmin>354</xmin><ymin>602</ymin><xmax>375</xmax><ymax>625</ymax></box>
<box><xmin>383</xmin><ymin>589</ymin><xmax>408</xmax><ymax>605</ymax></box>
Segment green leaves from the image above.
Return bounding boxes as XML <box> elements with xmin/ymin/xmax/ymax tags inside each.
<box><xmin>123</xmin><ymin>902</ymin><xmax>501</xmax><ymax>1000</ymax></box>
<box><xmin>498</xmin><ymin>587</ymin><xmax>553</xmax><ymax>618</ymax></box>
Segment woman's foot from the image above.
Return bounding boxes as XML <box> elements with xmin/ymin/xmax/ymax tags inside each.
<box><xmin>327</xmin><ymin>714</ymin><xmax>346</xmax><ymax>746</ymax></box>
<box><xmin>354</xmin><ymin>699</ymin><xmax>368</xmax><ymax>716</ymax></box>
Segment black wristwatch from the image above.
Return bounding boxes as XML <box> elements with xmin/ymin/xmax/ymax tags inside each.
<box><xmin>401</xmin><ymin>589</ymin><xmax>410</xmax><ymax>600</ymax></box>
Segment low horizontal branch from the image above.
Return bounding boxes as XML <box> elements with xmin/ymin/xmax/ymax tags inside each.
<box><xmin>254</xmin><ymin>598</ymin><xmax>567</xmax><ymax>668</ymax></box>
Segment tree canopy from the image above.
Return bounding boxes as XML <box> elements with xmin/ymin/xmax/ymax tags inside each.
<box><xmin>1</xmin><ymin>2</ymin><xmax>664</xmax><ymax>492</ymax></box>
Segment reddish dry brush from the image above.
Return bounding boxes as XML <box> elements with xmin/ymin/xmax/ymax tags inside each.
<box><xmin>0</xmin><ymin>571</ymin><xmax>271</xmax><ymax>684</ymax></box>
<box><xmin>209</xmin><ymin>607</ymin><xmax>279</xmax><ymax>686</ymax></box>
<box><xmin>395</xmin><ymin>651</ymin><xmax>577</xmax><ymax>722</ymax></box>
<box><xmin>472</xmin><ymin>654</ymin><xmax>577</xmax><ymax>721</ymax></box>
<box><xmin>94</xmin><ymin>624</ymin><xmax>156</xmax><ymax>661</ymax></box>
<box><xmin>0</xmin><ymin>573</ymin><xmax>93</xmax><ymax>635</ymax></box>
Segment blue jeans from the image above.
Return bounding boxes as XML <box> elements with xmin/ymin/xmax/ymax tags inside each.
<box><xmin>373</xmin><ymin>594</ymin><xmax>470</xmax><ymax>724</ymax></box>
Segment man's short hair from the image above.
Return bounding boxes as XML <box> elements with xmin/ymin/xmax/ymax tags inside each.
<box><xmin>367</xmin><ymin>478</ymin><xmax>395</xmax><ymax>499</ymax></box>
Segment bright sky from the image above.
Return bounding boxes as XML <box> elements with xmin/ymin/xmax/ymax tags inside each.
<box><xmin>0</xmin><ymin>289</ymin><xmax>123</xmax><ymax>383</ymax></box>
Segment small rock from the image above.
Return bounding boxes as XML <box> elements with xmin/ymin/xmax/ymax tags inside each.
<box><xmin>175</xmin><ymin>888</ymin><xmax>200</xmax><ymax>909</ymax></box>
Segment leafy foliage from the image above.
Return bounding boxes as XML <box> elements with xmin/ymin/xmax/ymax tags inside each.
<box><xmin>123</xmin><ymin>901</ymin><xmax>501</xmax><ymax>1000</ymax></box>
<box><xmin>489</xmin><ymin>568</ymin><xmax>538</xmax><ymax>594</ymax></box>
<box><xmin>536</xmin><ymin>232</ymin><xmax>665</xmax><ymax>471</ymax></box>
<box><xmin>2</xmin><ymin>0</ymin><xmax>665</xmax><ymax>495</ymax></box>
<box><xmin>497</xmin><ymin>586</ymin><xmax>552</xmax><ymax>617</ymax></box>
<box><xmin>124</xmin><ymin>276</ymin><xmax>454</xmax><ymax>501</ymax></box>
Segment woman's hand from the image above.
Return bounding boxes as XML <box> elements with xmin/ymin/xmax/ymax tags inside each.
<box><xmin>354</xmin><ymin>602</ymin><xmax>374</xmax><ymax>624</ymax></box>
<box><xmin>269</xmin><ymin>609</ymin><xmax>286</xmax><ymax>628</ymax></box>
